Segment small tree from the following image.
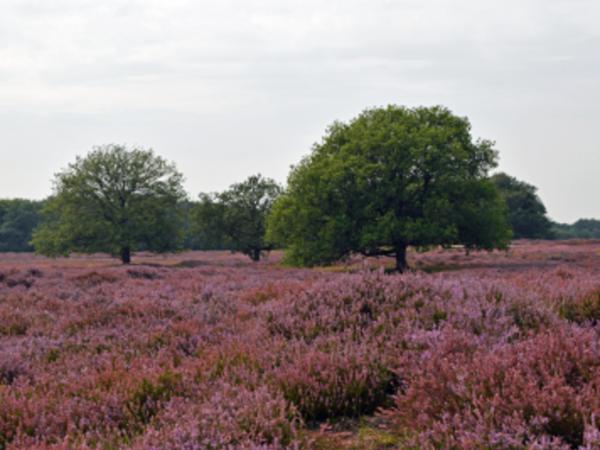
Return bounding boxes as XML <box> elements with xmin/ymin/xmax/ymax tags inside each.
<box><xmin>193</xmin><ymin>175</ymin><xmax>281</xmax><ymax>261</ymax></box>
<box><xmin>491</xmin><ymin>172</ymin><xmax>553</xmax><ymax>239</ymax></box>
<box><xmin>32</xmin><ymin>144</ymin><xmax>186</xmax><ymax>264</ymax></box>
<box><xmin>267</xmin><ymin>105</ymin><xmax>511</xmax><ymax>272</ymax></box>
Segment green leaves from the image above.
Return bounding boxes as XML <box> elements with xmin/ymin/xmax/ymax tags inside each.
<box><xmin>32</xmin><ymin>144</ymin><xmax>186</xmax><ymax>263</ymax></box>
<box><xmin>491</xmin><ymin>172</ymin><xmax>553</xmax><ymax>239</ymax></box>
<box><xmin>193</xmin><ymin>174</ymin><xmax>281</xmax><ymax>261</ymax></box>
<box><xmin>267</xmin><ymin>105</ymin><xmax>511</xmax><ymax>271</ymax></box>
<box><xmin>0</xmin><ymin>199</ymin><xmax>43</xmax><ymax>252</ymax></box>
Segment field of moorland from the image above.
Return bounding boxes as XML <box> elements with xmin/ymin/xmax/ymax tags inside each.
<box><xmin>2</xmin><ymin>241</ymin><xmax>600</xmax><ymax>449</ymax></box>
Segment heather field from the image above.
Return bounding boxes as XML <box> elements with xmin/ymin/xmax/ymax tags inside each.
<box><xmin>2</xmin><ymin>241</ymin><xmax>600</xmax><ymax>449</ymax></box>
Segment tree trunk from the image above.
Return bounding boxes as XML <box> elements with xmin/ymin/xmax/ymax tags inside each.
<box><xmin>395</xmin><ymin>243</ymin><xmax>408</xmax><ymax>273</ymax></box>
<box><xmin>121</xmin><ymin>247</ymin><xmax>131</xmax><ymax>264</ymax></box>
<box><xmin>250</xmin><ymin>248</ymin><xmax>261</xmax><ymax>262</ymax></box>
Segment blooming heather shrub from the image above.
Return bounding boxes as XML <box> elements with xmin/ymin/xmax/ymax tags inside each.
<box><xmin>275</xmin><ymin>339</ymin><xmax>398</xmax><ymax>422</ymax></box>
<box><xmin>135</xmin><ymin>384</ymin><xmax>301</xmax><ymax>449</ymax></box>
<box><xmin>24</xmin><ymin>268</ymin><xmax>43</xmax><ymax>278</ymax></box>
<box><xmin>0</xmin><ymin>309</ymin><xmax>29</xmax><ymax>336</ymax></box>
<box><xmin>558</xmin><ymin>291</ymin><xmax>600</xmax><ymax>324</ymax></box>
<box><xmin>386</xmin><ymin>326</ymin><xmax>600</xmax><ymax>448</ymax></box>
<box><xmin>3</xmin><ymin>275</ymin><xmax>34</xmax><ymax>289</ymax></box>
<box><xmin>72</xmin><ymin>270</ymin><xmax>119</xmax><ymax>288</ymax></box>
<box><xmin>126</xmin><ymin>268</ymin><xmax>163</xmax><ymax>280</ymax></box>
<box><xmin>124</xmin><ymin>370</ymin><xmax>184</xmax><ymax>427</ymax></box>
<box><xmin>0</xmin><ymin>359</ymin><xmax>25</xmax><ymax>385</ymax></box>
<box><xmin>1</xmin><ymin>244</ymin><xmax>600</xmax><ymax>448</ymax></box>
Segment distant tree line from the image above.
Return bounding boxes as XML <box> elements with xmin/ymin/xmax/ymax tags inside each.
<box><xmin>551</xmin><ymin>219</ymin><xmax>600</xmax><ymax>240</ymax></box>
<box><xmin>490</xmin><ymin>173</ymin><xmax>553</xmax><ymax>239</ymax></box>
<box><xmin>0</xmin><ymin>199</ymin><xmax>44</xmax><ymax>252</ymax></box>
<box><xmin>0</xmin><ymin>105</ymin><xmax>598</xmax><ymax>266</ymax></box>
<box><xmin>489</xmin><ymin>173</ymin><xmax>600</xmax><ymax>240</ymax></box>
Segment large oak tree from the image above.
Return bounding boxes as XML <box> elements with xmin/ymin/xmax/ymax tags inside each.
<box><xmin>267</xmin><ymin>105</ymin><xmax>511</xmax><ymax>271</ymax></box>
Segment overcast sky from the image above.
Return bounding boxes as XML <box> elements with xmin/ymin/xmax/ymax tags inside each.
<box><xmin>0</xmin><ymin>0</ymin><xmax>598</xmax><ymax>223</ymax></box>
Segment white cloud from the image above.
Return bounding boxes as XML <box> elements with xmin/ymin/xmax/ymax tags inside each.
<box><xmin>0</xmin><ymin>0</ymin><xmax>598</xmax><ymax>221</ymax></box>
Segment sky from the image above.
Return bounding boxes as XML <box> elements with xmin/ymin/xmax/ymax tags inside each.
<box><xmin>0</xmin><ymin>0</ymin><xmax>598</xmax><ymax>223</ymax></box>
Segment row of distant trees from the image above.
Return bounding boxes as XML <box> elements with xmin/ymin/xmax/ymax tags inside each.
<box><xmin>489</xmin><ymin>174</ymin><xmax>600</xmax><ymax>241</ymax></box>
<box><xmin>0</xmin><ymin>175</ymin><xmax>279</xmax><ymax>260</ymax></box>
<box><xmin>3</xmin><ymin>174</ymin><xmax>590</xmax><ymax>256</ymax></box>
<box><xmin>0</xmin><ymin>105</ymin><xmax>596</xmax><ymax>269</ymax></box>
<box><xmin>0</xmin><ymin>187</ymin><xmax>594</xmax><ymax>255</ymax></box>
<box><xmin>0</xmin><ymin>199</ymin><xmax>43</xmax><ymax>252</ymax></box>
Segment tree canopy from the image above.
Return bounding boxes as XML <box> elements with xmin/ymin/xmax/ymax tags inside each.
<box><xmin>0</xmin><ymin>199</ymin><xmax>43</xmax><ymax>252</ymax></box>
<box><xmin>190</xmin><ymin>195</ymin><xmax>232</xmax><ymax>251</ymax></box>
<box><xmin>552</xmin><ymin>218</ymin><xmax>600</xmax><ymax>240</ymax></box>
<box><xmin>267</xmin><ymin>105</ymin><xmax>511</xmax><ymax>271</ymax></box>
<box><xmin>193</xmin><ymin>174</ymin><xmax>281</xmax><ymax>261</ymax></box>
<box><xmin>31</xmin><ymin>145</ymin><xmax>186</xmax><ymax>264</ymax></box>
<box><xmin>491</xmin><ymin>172</ymin><xmax>553</xmax><ymax>239</ymax></box>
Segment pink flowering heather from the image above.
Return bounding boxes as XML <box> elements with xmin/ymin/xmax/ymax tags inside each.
<box><xmin>1</xmin><ymin>242</ymin><xmax>600</xmax><ymax>448</ymax></box>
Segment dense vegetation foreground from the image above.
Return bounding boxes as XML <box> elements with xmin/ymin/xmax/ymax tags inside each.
<box><xmin>2</xmin><ymin>242</ymin><xmax>600</xmax><ymax>449</ymax></box>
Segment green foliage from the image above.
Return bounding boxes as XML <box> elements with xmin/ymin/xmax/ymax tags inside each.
<box><xmin>551</xmin><ymin>219</ymin><xmax>600</xmax><ymax>240</ymax></box>
<box><xmin>125</xmin><ymin>370</ymin><xmax>182</xmax><ymax>426</ymax></box>
<box><xmin>193</xmin><ymin>174</ymin><xmax>281</xmax><ymax>261</ymax></box>
<box><xmin>558</xmin><ymin>292</ymin><xmax>600</xmax><ymax>324</ymax></box>
<box><xmin>31</xmin><ymin>144</ymin><xmax>186</xmax><ymax>264</ymax></box>
<box><xmin>0</xmin><ymin>199</ymin><xmax>43</xmax><ymax>252</ymax></box>
<box><xmin>491</xmin><ymin>172</ymin><xmax>553</xmax><ymax>239</ymax></box>
<box><xmin>454</xmin><ymin>179</ymin><xmax>512</xmax><ymax>252</ymax></box>
<box><xmin>267</xmin><ymin>105</ymin><xmax>511</xmax><ymax>271</ymax></box>
<box><xmin>179</xmin><ymin>199</ymin><xmax>213</xmax><ymax>250</ymax></box>
<box><xmin>280</xmin><ymin>362</ymin><xmax>396</xmax><ymax>423</ymax></box>
<box><xmin>349</xmin><ymin>426</ymin><xmax>403</xmax><ymax>450</ymax></box>
<box><xmin>190</xmin><ymin>194</ymin><xmax>232</xmax><ymax>251</ymax></box>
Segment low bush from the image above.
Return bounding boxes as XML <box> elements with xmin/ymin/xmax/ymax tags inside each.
<box><xmin>277</xmin><ymin>344</ymin><xmax>398</xmax><ymax>422</ymax></box>
<box><xmin>558</xmin><ymin>291</ymin><xmax>600</xmax><ymax>324</ymax></box>
<box><xmin>135</xmin><ymin>384</ymin><xmax>301</xmax><ymax>449</ymax></box>
<box><xmin>124</xmin><ymin>370</ymin><xmax>184</xmax><ymax>427</ymax></box>
<box><xmin>385</xmin><ymin>326</ymin><xmax>600</xmax><ymax>448</ymax></box>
